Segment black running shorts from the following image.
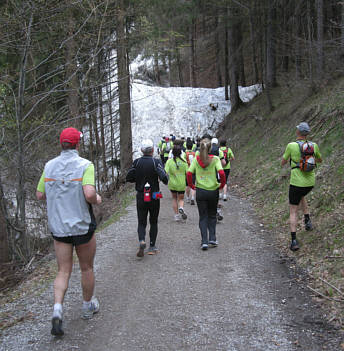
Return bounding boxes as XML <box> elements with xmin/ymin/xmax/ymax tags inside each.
<box><xmin>289</xmin><ymin>185</ymin><xmax>313</xmax><ymax>205</ymax></box>
<box><xmin>170</xmin><ymin>190</ymin><xmax>185</xmax><ymax>195</ymax></box>
<box><xmin>52</xmin><ymin>230</ymin><xmax>95</xmax><ymax>246</ymax></box>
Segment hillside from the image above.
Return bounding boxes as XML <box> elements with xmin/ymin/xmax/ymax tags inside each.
<box><xmin>219</xmin><ymin>78</ymin><xmax>344</xmax><ymax>327</ymax></box>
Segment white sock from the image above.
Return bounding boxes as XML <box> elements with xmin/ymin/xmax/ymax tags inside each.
<box><xmin>83</xmin><ymin>300</ymin><xmax>92</xmax><ymax>309</ymax></box>
<box><xmin>53</xmin><ymin>303</ymin><xmax>63</xmax><ymax>319</ymax></box>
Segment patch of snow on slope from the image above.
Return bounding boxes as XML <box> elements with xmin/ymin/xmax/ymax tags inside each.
<box><xmin>130</xmin><ymin>82</ymin><xmax>261</xmax><ymax>157</ymax></box>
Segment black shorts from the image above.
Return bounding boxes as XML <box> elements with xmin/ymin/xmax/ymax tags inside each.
<box><xmin>170</xmin><ymin>190</ymin><xmax>185</xmax><ymax>195</ymax></box>
<box><xmin>289</xmin><ymin>185</ymin><xmax>313</xmax><ymax>205</ymax></box>
<box><xmin>224</xmin><ymin>169</ymin><xmax>230</xmax><ymax>183</ymax></box>
<box><xmin>52</xmin><ymin>230</ymin><xmax>95</xmax><ymax>246</ymax></box>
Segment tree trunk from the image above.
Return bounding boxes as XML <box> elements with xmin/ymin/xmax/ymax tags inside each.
<box><xmin>237</xmin><ymin>22</ymin><xmax>246</xmax><ymax>86</ymax></box>
<box><xmin>189</xmin><ymin>19</ymin><xmax>197</xmax><ymax>87</ymax></box>
<box><xmin>295</xmin><ymin>1</ymin><xmax>302</xmax><ymax>79</ymax></box>
<box><xmin>214</xmin><ymin>14</ymin><xmax>222</xmax><ymax>87</ymax></box>
<box><xmin>341</xmin><ymin>2</ymin><xmax>344</xmax><ymax>58</ymax></box>
<box><xmin>154</xmin><ymin>47</ymin><xmax>161</xmax><ymax>84</ymax></box>
<box><xmin>307</xmin><ymin>0</ymin><xmax>314</xmax><ymax>84</ymax></box>
<box><xmin>316</xmin><ymin>0</ymin><xmax>324</xmax><ymax>79</ymax></box>
<box><xmin>117</xmin><ymin>1</ymin><xmax>133</xmax><ymax>178</ymax></box>
<box><xmin>0</xmin><ymin>177</ymin><xmax>10</xmax><ymax>263</ymax></box>
<box><xmin>266</xmin><ymin>0</ymin><xmax>277</xmax><ymax>87</ymax></box>
<box><xmin>16</xmin><ymin>10</ymin><xmax>34</xmax><ymax>262</ymax></box>
<box><xmin>175</xmin><ymin>44</ymin><xmax>184</xmax><ymax>87</ymax></box>
<box><xmin>224</xmin><ymin>20</ymin><xmax>229</xmax><ymax>101</ymax></box>
<box><xmin>249</xmin><ymin>5</ymin><xmax>259</xmax><ymax>83</ymax></box>
<box><xmin>65</xmin><ymin>10</ymin><xmax>81</xmax><ymax>129</ymax></box>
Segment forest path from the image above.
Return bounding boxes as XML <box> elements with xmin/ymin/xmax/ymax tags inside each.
<box><xmin>1</xmin><ymin>186</ymin><xmax>341</xmax><ymax>350</ymax></box>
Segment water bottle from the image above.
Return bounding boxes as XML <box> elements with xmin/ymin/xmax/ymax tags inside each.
<box><xmin>144</xmin><ymin>182</ymin><xmax>151</xmax><ymax>202</ymax></box>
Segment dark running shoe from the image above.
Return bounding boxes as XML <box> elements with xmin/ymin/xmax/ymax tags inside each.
<box><xmin>216</xmin><ymin>211</ymin><xmax>223</xmax><ymax>221</ymax></box>
<box><xmin>290</xmin><ymin>240</ymin><xmax>300</xmax><ymax>251</ymax></box>
<box><xmin>305</xmin><ymin>218</ymin><xmax>313</xmax><ymax>231</ymax></box>
<box><xmin>147</xmin><ymin>246</ymin><xmax>158</xmax><ymax>255</ymax></box>
<box><xmin>190</xmin><ymin>199</ymin><xmax>195</xmax><ymax>205</ymax></box>
<box><xmin>178</xmin><ymin>207</ymin><xmax>187</xmax><ymax>220</ymax></box>
<box><xmin>201</xmin><ymin>243</ymin><xmax>208</xmax><ymax>250</ymax></box>
<box><xmin>209</xmin><ymin>240</ymin><xmax>218</xmax><ymax>247</ymax></box>
<box><xmin>137</xmin><ymin>241</ymin><xmax>146</xmax><ymax>257</ymax></box>
<box><xmin>51</xmin><ymin>317</ymin><xmax>64</xmax><ymax>336</ymax></box>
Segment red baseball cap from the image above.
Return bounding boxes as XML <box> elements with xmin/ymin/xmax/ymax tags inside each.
<box><xmin>60</xmin><ymin>127</ymin><xmax>82</xmax><ymax>145</ymax></box>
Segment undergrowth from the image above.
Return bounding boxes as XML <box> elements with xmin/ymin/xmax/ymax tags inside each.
<box><xmin>220</xmin><ymin>77</ymin><xmax>344</xmax><ymax>328</ymax></box>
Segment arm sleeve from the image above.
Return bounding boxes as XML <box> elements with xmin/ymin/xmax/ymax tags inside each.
<box><xmin>82</xmin><ymin>164</ymin><xmax>95</xmax><ymax>186</ymax></box>
<box><xmin>37</xmin><ymin>171</ymin><xmax>46</xmax><ymax>193</ymax></box>
<box><xmin>218</xmin><ymin>170</ymin><xmax>226</xmax><ymax>189</ymax></box>
<box><xmin>126</xmin><ymin>159</ymin><xmax>138</xmax><ymax>183</ymax></box>
<box><xmin>187</xmin><ymin>171</ymin><xmax>195</xmax><ymax>189</ymax></box>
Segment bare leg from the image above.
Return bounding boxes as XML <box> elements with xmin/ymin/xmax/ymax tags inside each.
<box><xmin>299</xmin><ymin>196</ymin><xmax>309</xmax><ymax>215</ymax></box>
<box><xmin>223</xmin><ymin>184</ymin><xmax>228</xmax><ymax>196</ymax></box>
<box><xmin>75</xmin><ymin>234</ymin><xmax>96</xmax><ymax>302</ymax></box>
<box><xmin>172</xmin><ymin>192</ymin><xmax>178</xmax><ymax>214</ymax></box>
<box><xmin>289</xmin><ymin>204</ymin><xmax>299</xmax><ymax>233</ymax></box>
<box><xmin>178</xmin><ymin>193</ymin><xmax>185</xmax><ymax>209</ymax></box>
<box><xmin>54</xmin><ymin>241</ymin><xmax>73</xmax><ymax>304</ymax></box>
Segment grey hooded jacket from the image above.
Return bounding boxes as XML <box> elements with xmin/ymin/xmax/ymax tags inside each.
<box><xmin>44</xmin><ymin>149</ymin><xmax>96</xmax><ymax>237</ymax></box>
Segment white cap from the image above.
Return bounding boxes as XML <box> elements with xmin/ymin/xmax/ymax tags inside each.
<box><xmin>141</xmin><ymin>139</ymin><xmax>154</xmax><ymax>153</ymax></box>
<box><xmin>211</xmin><ymin>137</ymin><xmax>218</xmax><ymax>145</ymax></box>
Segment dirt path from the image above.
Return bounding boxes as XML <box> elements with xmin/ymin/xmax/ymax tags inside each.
<box><xmin>1</xmin><ymin>186</ymin><xmax>342</xmax><ymax>350</ymax></box>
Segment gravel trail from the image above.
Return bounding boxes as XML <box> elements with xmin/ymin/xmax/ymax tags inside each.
<box><xmin>0</xmin><ymin>186</ymin><xmax>341</xmax><ymax>350</ymax></box>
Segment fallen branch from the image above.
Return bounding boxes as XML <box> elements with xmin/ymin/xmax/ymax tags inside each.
<box><xmin>317</xmin><ymin>276</ymin><xmax>344</xmax><ymax>297</ymax></box>
<box><xmin>306</xmin><ymin>285</ymin><xmax>344</xmax><ymax>303</ymax></box>
<box><xmin>324</xmin><ymin>256</ymin><xmax>344</xmax><ymax>259</ymax></box>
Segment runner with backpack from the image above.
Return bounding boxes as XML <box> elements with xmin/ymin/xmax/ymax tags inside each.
<box><xmin>281</xmin><ymin>122</ymin><xmax>322</xmax><ymax>251</ymax></box>
<box><xmin>185</xmin><ymin>138</ymin><xmax>196</xmax><ymax>205</ymax></box>
<box><xmin>165</xmin><ymin>144</ymin><xmax>189</xmax><ymax>221</ymax></box>
<box><xmin>219</xmin><ymin>139</ymin><xmax>235</xmax><ymax>201</ymax></box>
<box><xmin>162</xmin><ymin>136</ymin><xmax>173</xmax><ymax>164</ymax></box>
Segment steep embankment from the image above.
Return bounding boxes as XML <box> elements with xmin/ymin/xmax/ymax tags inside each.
<box><xmin>219</xmin><ymin>78</ymin><xmax>344</xmax><ymax>327</ymax></box>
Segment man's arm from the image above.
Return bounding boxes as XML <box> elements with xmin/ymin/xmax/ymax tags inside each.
<box><xmin>126</xmin><ymin>159</ymin><xmax>138</xmax><ymax>183</ymax></box>
<box><xmin>281</xmin><ymin>158</ymin><xmax>288</xmax><ymax>167</ymax></box>
<box><xmin>156</xmin><ymin>159</ymin><xmax>168</xmax><ymax>185</ymax></box>
<box><xmin>36</xmin><ymin>191</ymin><xmax>46</xmax><ymax>200</ymax></box>
<box><xmin>83</xmin><ymin>185</ymin><xmax>102</xmax><ymax>204</ymax></box>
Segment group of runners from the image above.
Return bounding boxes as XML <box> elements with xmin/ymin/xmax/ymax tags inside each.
<box><xmin>36</xmin><ymin>121</ymin><xmax>321</xmax><ymax>337</ymax></box>
<box><xmin>127</xmin><ymin>134</ymin><xmax>235</xmax><ymax>255</ymax></box>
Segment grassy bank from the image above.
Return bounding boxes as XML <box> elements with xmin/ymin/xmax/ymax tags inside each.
<box><xmin>220</xmin><ymin>78</ymin><xmax>344</xmax><ymax>327</ymax></box>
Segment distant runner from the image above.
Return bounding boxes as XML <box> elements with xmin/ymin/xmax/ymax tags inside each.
<box><xmin>158</xmin><ymin>136</ymin><xmax>165</xmax><ymax>164</ymax></box>
<box><xmin>165</xmin><ymin>144</ymin><xmax>189</xmax><ymax>221</ymax></box>
<box><xmin>219</xmin><ymin>139</ymin><xmax>235</xmax><ymax>201</ymax></box>
<box><xmin>281</xmin><ymin>122</ymin><xmax>322</xmax><ymax>251</ymax></box>
<box><xmin>36</xmin><ymin>127</ymin><xmax>102</xmax><ymax>337</ymax></box>
<box><xmin>187</xmin><ymin>138</ymin><xmax>226</xmax><ymax>250</ymax></box>
<box><xmin>185</xmin><ymin>138</ymin><xmax>196</xmax><ymax>205</ymax></box>
<box><xmin>162</xmin><ymin>136</ymin><xmax>173</xmax><ymax>164</ymax></box>
<box><xmin>126</xmin><ymin>139</ymin><xmax>168</xmax><ymax>257</ymax></box>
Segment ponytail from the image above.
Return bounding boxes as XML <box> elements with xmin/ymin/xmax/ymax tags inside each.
<box><xmin>200</xmin><ymin>138</ymin><xmax>211</xmax><ymax>167</ymax></box>
<box><xmin>172</xmin><ymin>145</ymin><xmax>186</xmax><ymax>169</ymax></box>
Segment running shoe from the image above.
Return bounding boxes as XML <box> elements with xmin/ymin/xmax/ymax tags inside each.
<box><xmin>219</xmin><ymin>193</ymin><xmax>223</xmax><ymax>200</ymax></box>
<box><xmin>201</xmin><ymin>243</ymin><xmax>208</xmax><ymax>250</ymax></box>
<box><xmin>209</xmin><ymin>240</ymin><xmax>218</xmax><ymax>247</ymax></box>
<box><xmin>216</xmin><ymin>210</ymin><xmax>223</xmax><ymax>221</ymax></box>
<box><xmin>290</xmin><ymin>239</ymin><xmax>300</xmax><ymax>251</ymax></box>
<box><xmin>174</xmin><ymin>214</ymin><xmax>181</xmax><ymax>222</ymax></box>
<box><xmin>190</xmin><ymin>199</ymin><xmax>195</xmax><ymax>205</ymax></box>
<box><xmin>51</xmin><ymin>316</ymin><xmax>64</xmax><ymax>336</ymax></box>
<box><xmin>223</xmin><ymin>194</ymin><xmax>227</xmax><ymax>202</ymax></box>
<box><xmin>137</xmin><ymin>240</ymin><xmax>146</xmax><ymax>257</ymax></box>
<box><xmin>185</xmin><ymin>197</ymin><xmax>190</xmax><ymax>204</ymax></box>
<box><xmin>178</xmin><ymin>207</ymin><xmax>187</xmax><ymax>220</ymax></box>
<box><xmin>305</xmin><ymin>218</ymin><xmax>313</xmax><ymax>231</ymax></box>
<box><xmin>147</xmin><ymin>246</ymin><xmax>158</xmax><ymax>255</ymax></box>
<box><xmin>82</xmin><ymin>296</ymin><xmax>100</xmax><ymax>320</ymax></box>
